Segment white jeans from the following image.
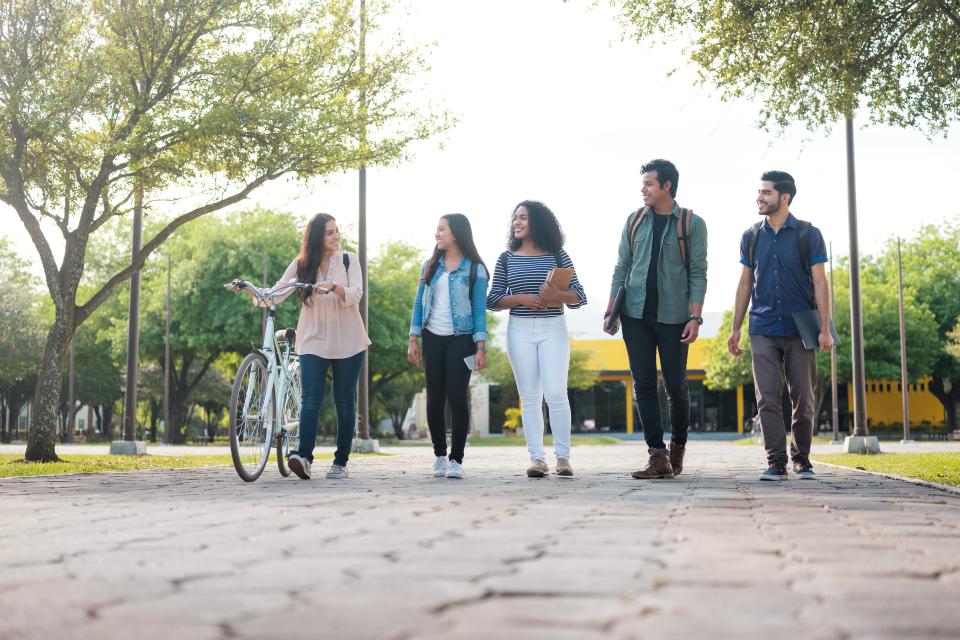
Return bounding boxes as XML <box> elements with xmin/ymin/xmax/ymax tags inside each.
<box><xmin>506</xmin><ymin>315</ymin><xmax>572</xmax><ymax>461</ymax></box>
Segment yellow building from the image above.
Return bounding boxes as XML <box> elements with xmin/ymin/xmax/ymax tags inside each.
<box><xmin>569</xmin><ymin>336</ymin><xmax>946</xmax><ymax>435</ymax></box>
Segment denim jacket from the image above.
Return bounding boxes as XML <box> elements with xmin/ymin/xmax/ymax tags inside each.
<box><xmin>410</xmin><ymin>256</ymin><xmax>489</xmax><ymax>342</ymax></box>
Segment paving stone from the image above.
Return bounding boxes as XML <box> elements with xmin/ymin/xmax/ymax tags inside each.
<box><xmin>2</xmin><ymin>442</ymin><xmax>959</xmax><ymax>638</ymax></box>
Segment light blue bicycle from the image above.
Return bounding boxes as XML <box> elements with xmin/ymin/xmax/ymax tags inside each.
<box><xmin>225</xmin><ymin>279</ymin><xmax>306</xmax><ymax>482</ymax></box>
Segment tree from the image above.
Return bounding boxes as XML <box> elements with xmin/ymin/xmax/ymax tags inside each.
<box><xmin>0</xmin><ymin>238</ymin><xmax>44</xmax><ymax>442</ymax></box>
<box><xmin>130</xmin><ymin>208</ymin><xmax>302</xmax><ymax>442</ymax></box>
<box><xmin>367</xmin><ymin>240</ymin><xmax>424</xmax><ymax>401</ymax></box>
<box><xmin>1</xmin><ymin>0</ymin><xmax>446</xmax><ymax>460</ymax></box>
<box><xmin>704</xmin><ymin>311</ymin><xmax>753</xmax><ymax>391</ymax></box>
<box><xmin>613</xmin><ymin>0</ymin><xmax>960</xmax><ymax>133</ymax></box>
<box><xmin>876</xmin><ymin>222</ymin><xmax>960</xmax><ymax>429</ymax></box>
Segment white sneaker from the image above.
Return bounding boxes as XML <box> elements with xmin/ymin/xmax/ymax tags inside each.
<box><xmin>432</xmin><ymin>456</ymin><xmax>448</xmax><ymax>477</ymax></box>
<box><xmin>446</xmin><ymin>460</ymin><xmax>465</xmax><ymax>479</ymax></box>
<box><xmin>325</xmin><ymin>463</ymin><xmax>349</xmax><ymax>479</ymax></box>
<box><xmin>288</xmin><ymin>454</ymin><xmax>311</xmax><ymax>480</ymax></box>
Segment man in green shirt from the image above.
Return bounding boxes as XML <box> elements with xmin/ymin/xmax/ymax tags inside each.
<box><xmin>604</xmin><ymin>159</ymin><xmax>708</xmax><ymax>479</ymax></box>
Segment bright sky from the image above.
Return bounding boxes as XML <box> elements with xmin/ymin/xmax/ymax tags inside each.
<box><xmin>5</xmin><ymin>0</ymin><xmax>959</xmax><ymax>341</ymax></box>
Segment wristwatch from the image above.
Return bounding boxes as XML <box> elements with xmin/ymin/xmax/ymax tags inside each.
<box><xmin>688</xmin><ymin>315</ymin><xmax>703</xmax><ymax>326</ymax></box>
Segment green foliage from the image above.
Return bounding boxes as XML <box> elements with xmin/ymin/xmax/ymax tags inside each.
<box><xmin>704</xmin><ymin>310</ymin><xmax>752</xmax><ymax>391</ymax></box>
<box><xmin>367</xmin><ymin>240</ymin><xmax>424</xmax><ymax>398</ymax></box>
<box><xmin>948</xmin><ymin>319</ymin><xmax>960</xmax><ymax>360</ymax></box>
<box><xmin>812</xmin><ymin>453</ymin><xmax>960</xmax><ymax>488</ymax></box>
<box><xmin>613</xmin><ymin>0</ymin><xmax>960</xmax><ymax>133</ymax></box>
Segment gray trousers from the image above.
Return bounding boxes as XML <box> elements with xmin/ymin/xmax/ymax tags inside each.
<box><xmin>749</xmin><ymin>334</ymin><xmax>816</xmax><ymax>466</ymax></box>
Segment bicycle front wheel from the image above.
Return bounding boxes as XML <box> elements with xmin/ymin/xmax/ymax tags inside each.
<box><xmin>229</xmin><ymin>352</ymin><xmax>275</xmax><ymax>482</ymax></box>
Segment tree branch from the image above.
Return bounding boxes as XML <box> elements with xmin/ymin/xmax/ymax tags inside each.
<box><xmin>76</xmin><ymin>171</ymin><xmax>279</xmax><ymax>325</ymax></box>
<box><xmin>938</xmin><ymin>1</ymin><xmax>960</xmax><ymax>28</ymax></box>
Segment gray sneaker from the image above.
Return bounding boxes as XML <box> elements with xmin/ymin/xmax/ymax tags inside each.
<box><xmin>446</xmin><ymin>460</ymin><xmax>465</xmax><ymax>479</ymax></box>
<box><xmin>759</xmin><ymin>464</ymin><xmax>787</xmax><ymax>481</ymax></box>
<box><xmin>432</xmin><ymin>456</ymin><xmax>448</xmax><ymax>478</ymax></box>
<box><xmin>287</xmin><ymin>454</ymin><xmax>311</xmax><ymax>480</ymax></box>
<box><xmin>527</xmin><ymin>459</ymin><xmax>549</xmax><ymax>478</ymax></box>
<box><xmin>325</xmin><ymin>463</ymin><xmax>349</xmax><ymax>479</ymax></box>
<box><xmin>793</xmin><ymin>460</ymin><xmax>816</xmax><ymax>480</ymax></box>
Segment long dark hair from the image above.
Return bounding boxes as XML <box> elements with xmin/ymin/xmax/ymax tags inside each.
<box><xmin>507</xmin><ymin>200</ymin><xmax>564</xmax><ymax>253</ymax></box>
<box><xmin>423</xmin><ymin>214</ymin><xmax>486</xmax><ymax>284</ymax></box>
<box><xmin>295</xmin><ymin>213</ymin><xmax>336</xmax><ymax>305</ymax></box>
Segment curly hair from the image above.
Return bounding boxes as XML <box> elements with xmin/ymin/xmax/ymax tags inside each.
<box><xmin>507</xmin><ymin>200</ymin><xmax>565</xmax><ymax>253</ymax></box>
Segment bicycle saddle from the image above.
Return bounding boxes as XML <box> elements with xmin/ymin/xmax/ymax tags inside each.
<box><xmin>275</xmin><ymin>328</ymin><xmax>296</xmax><ymax>345</ymax></box>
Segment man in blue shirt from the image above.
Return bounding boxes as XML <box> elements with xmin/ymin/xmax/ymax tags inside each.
<box><xmin>727</xmin><ymin>171</ymin><xmax>834</xmax><ymax>481</ymax></box>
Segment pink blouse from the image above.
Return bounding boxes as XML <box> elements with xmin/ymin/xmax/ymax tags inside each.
<box><xmin>261</xmin><ymin>252</ymin><xmax>371</xmax><ymax>359</ymax></box>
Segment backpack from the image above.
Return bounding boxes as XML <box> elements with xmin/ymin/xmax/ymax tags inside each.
<box><xmin>424</xmin><ymin>257</ymin><xmax>482</xmax><ymax>299</ymax></box>
<box><xmin>746</xmin><ymin>219</ymin><xmax>813</xmax><ymax>285</ymax></box>
<box><xmin>627</xmin><ymin>207</ymin><xmax>693</xmax><ymax>278</ymax></box>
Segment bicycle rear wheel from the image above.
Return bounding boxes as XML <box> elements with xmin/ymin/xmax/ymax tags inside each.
<box><xmin>229</xmin><ymin>352</ymin><xmax>275</xmax><ymax>482</ymax></box>
<box><xmin>277</xmin><ymin>365</ymin><xmax>301</xmax><ymax>477</ymax></box>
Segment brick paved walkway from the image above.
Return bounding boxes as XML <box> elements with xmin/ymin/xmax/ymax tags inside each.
<box><xmin>2</xmin><ymin>443</ymin><xmax>959</xmax><ymax>639</ymax></box>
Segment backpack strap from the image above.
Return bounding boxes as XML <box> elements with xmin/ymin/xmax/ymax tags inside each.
<box><xmin>677</xmin><ymin>208</ymin><xmax>692</xmax><ymax>276</ymax></box>
<box><xmin>747</xmin><ymin>221</ymin><xmax>763</xmax><ymax>269</ymax></box>
<box><xmin>342</xmin><ymin>252</ymin><xmax>351</xmax><ymax>286</ymax></box>
<box><xmin>627</xmin><ymin>207</ymin><xmax>650</xmax><ymax>256</ymax></box>
<box><xmin>795</xmin><ymin>219</ymin><xmax>812</xmax><ymax>278</ymax></box>
<box><xmin>468</xmin><ymin>260</ymin><xmax>479</xmax><ymax>299</ymax></box>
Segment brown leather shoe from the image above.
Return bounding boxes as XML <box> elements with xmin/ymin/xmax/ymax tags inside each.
<box><xmin>527</xmin><ymin>459</ymin><xmax>549</xmax><ymax>478</ymax></box>
<box><xmin>631</xmin><ymin>448</ymin><xmax>674</xmax><ymax>479</ymax></box>
<box><xmin>556</xmin><ymin>458</ymin><xmax>573</xmax><ymax>477</ymax></box>
<box><xmin>669</xmin><ymin>442</ymin><xmax>686</xmax><ymax>476</ymax></box>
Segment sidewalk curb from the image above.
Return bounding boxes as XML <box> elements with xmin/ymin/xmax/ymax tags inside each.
<box><xmin>815</xmin><ymin>460</ymin><xmax>960</xmax><ymax>496</ymax></box>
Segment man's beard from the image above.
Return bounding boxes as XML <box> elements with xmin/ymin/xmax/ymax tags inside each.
<box><xmin>759</xmin><ymin>202</ymin><xmax>778</xmax><ymax>215</ymax></box>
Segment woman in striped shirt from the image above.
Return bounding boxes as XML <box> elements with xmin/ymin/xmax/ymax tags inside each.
<box><xmin>486</xmin><ymin>200</ymin><xmax>587</xmax><ymax>477</ymax></box>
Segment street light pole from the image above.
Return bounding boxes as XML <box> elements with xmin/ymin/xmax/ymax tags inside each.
<box><xmin>112</xmin><ymin>178</ymin><xmax>146</xmax><ymax>455</ymax></box>
<box><xmin>354</xmin><ymin>0</ymin><xmax>377</xmax><ymax>453</ymax></box>
<box><xmin>843</xmin><ymin>117</ymin><xmax>879</xmax><ymax>453</ymax></box>
<box><xmin>829</xmin><ymin>242</ymin><xmax>840</xmax><ymax>444</ymax></box>
<box><xmin>164</xmin><ymin>254</ymin><xmax>171</xmax><ymax>444</ymax></box>
<box><xmin>897</xmin><ymin>237</ymin><xmax>912</xmax><ymax>444</ymax></box>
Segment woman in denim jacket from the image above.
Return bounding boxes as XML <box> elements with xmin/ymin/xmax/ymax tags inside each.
<box><xmin>408</xmin><ymin>214</ymin><xmax>488</xmax><ymax>479</ymax></box>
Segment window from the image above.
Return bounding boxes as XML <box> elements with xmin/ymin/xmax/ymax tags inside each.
<box><xmin>920</xmin><ymin>383</ymin><xmax>925</xmax><ymax>392</ymax></box>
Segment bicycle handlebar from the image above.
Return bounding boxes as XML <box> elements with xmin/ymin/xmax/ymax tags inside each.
<box><xmin>224</xmin><ymin>279</ymin><xmax>313</xmax><ymax>307</ymax></box>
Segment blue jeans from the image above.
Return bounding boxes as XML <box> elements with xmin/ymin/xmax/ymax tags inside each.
<box><xmin>297</xmin><ymin>351</ymin><xmax>366</xmax><ymax>466</ymax></box>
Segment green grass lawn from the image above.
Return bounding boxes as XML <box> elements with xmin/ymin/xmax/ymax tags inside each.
<box><xmin>0</xmin><ymin>452</ymin><xmax>385</xmax><ymax>478</ymax></box>
<box><xmin>467</xmin><ymin>435</ymin><xmax>621</xmax><ymax>447</ymax></box>
<box><xmin>733</xmin><ymin>435</ymin><xmax>835</xmax><ymax>446</ymax></box>
<box><xmin>812</xmin><ymin>452</ymin><xmax>960</xmax><ymax>488</ymax></box>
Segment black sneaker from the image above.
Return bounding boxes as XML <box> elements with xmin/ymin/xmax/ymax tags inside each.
<box><xmin>759</xmin><ymin>464</ymin><xmax>787</xmax><ymax>481</ymax></box>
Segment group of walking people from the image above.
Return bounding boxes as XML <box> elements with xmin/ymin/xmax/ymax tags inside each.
<box><xmin>235</xmin><ymin>158</ymin><xmax>834</xmax><ymax>483</ymax></box>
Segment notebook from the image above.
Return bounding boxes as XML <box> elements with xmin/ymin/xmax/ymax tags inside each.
<box><xmin>792</xmin><ymin>308</ymin><xmax>841</xmax><ymax>350</ymax></box>
<box><xmin>604</xmin><ymin>286</ymin><xmax>626</xmax><ymax>334</ymax></box>
<box><xmin>544</xmin><ymin>267</ymin><xmax>574</xmax><ymax>308</ymax></box>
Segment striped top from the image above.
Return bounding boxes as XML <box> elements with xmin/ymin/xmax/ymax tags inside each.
<box><xmin>486</xmin><ymin>249</ymin><xmax>587</xmax><ymax>317</ymax></box>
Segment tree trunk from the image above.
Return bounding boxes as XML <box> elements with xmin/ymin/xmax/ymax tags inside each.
<box><xmin>102</xmin><ymin>404</ymin><xmax>115</xmax><ymax>442</ymax></box>
<box><xmin>24</xmin><ymin>315</ymin><xmax>74</xmax><ymax>462</ymax></box>
<box><xmin>929</xmin><ymin>376</ymin><xmax>960</xmax><ymax>431</ymax></box>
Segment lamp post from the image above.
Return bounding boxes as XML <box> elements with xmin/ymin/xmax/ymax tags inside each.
<box><xmin>112</xmin><ymin>178</ymin><xmax>146</xmax><ymax>455</ymax></box>
<box><xmin>829</xmin><ymin>242</ymin><xmax>841</xmax><ymax>444</ymax></box>
<box><xmin>897</xmin><ymin>237</ymin><xmax>912</xmax><ymax>444</ymax></box>
<box><xmin>843</xmin><ymin>117</ymin><xmax>879</xmax><ymax>453</ymax></box>
<box><xmin>354</xmin><ymin>0</ymin><xmax>378</xmax><ymax>453</ymax></box>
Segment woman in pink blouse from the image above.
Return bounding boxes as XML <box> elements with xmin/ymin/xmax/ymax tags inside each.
<box><xmin>235</xmin><ymin>213</ymin><xmax>370</xmax><ymax>480</ymax></box>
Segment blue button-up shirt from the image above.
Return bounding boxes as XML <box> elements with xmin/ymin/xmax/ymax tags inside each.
<box><xmin>739</xmin><ymin>214</ymin><xmax>828</xmax><ymax>337</ymax></box>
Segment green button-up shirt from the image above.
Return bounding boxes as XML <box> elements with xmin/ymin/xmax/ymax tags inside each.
<box><xmin>609</xmin><ymin>203</ymin><xmax>708</xmax><ymax>324</ymax></box>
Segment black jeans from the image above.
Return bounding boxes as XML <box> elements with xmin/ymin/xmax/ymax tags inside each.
<box><xmin>621</xmin><ymin>314</ymin><xmax>689</xmax><ymax>450</ymax></box>
<box><xmin>298</xmin><ymin>351</ymin><xmax>366</xmax><ymax>466</ymax></box>
<box><xmin>421</xmin><ymin>329</ymin><xmax>474</xmax><ymax>463</ymax></box>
